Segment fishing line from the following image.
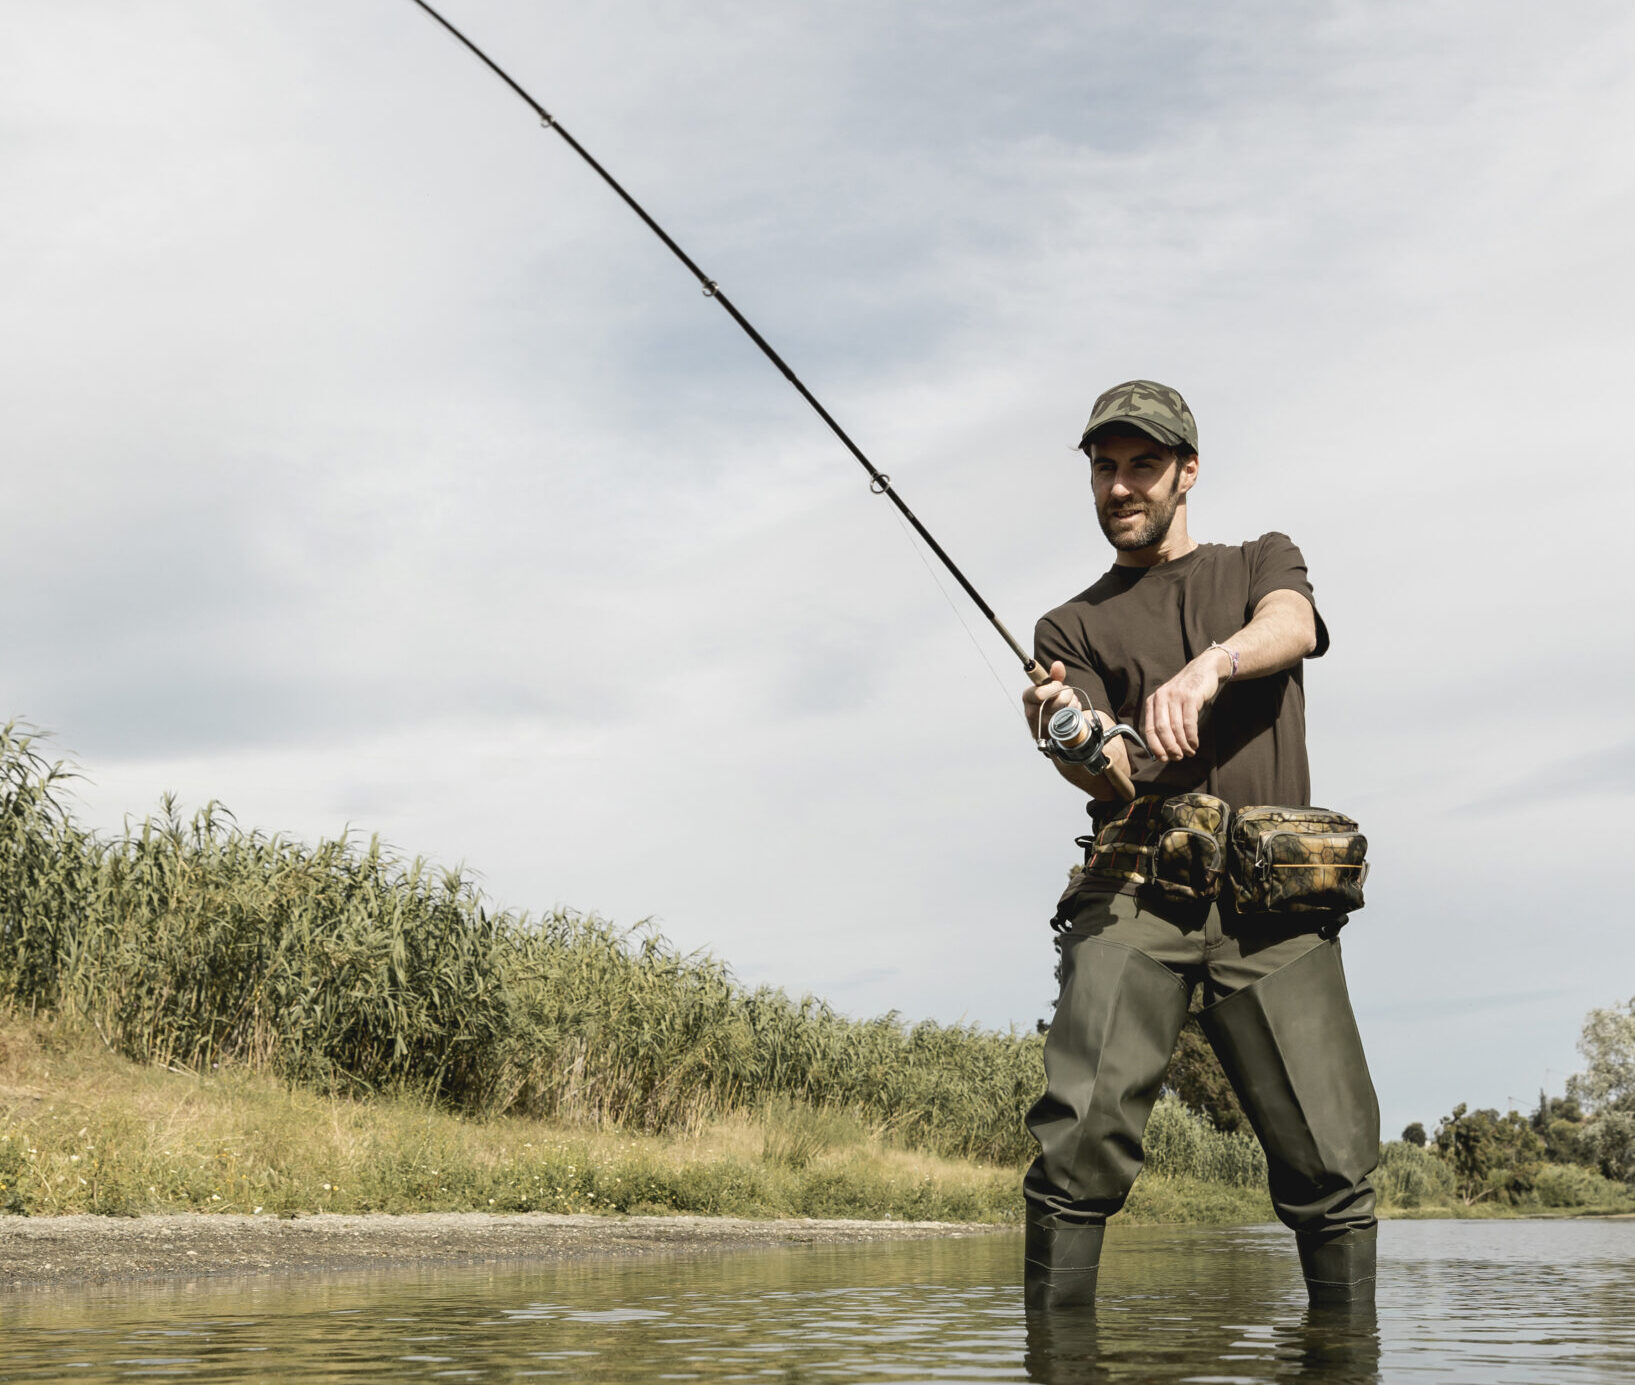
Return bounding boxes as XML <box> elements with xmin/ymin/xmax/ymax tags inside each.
<box><xmin>886</xmin><ymin>508</ymin><xmax>1029</xmax><ymax>726</ymax></box>
<box><xmin>405</xmin><ymin>0</ymin><xmax>1040</xmax><ymax>673</ymax></box>
<box><xmin>405</xmin><ymin>0</ymin><xmax>1148</xmax><ymax>784</ymax></box>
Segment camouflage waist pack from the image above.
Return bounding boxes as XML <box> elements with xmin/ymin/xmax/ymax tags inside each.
<box><xmin>1060</xmin><ymin>796</ymin><xmax>1368</xmax><ymax>921</ymax></box>
<box><xmin>1227</xmin><ymin>806</ymin><xmax>1368</xmax><ymax>915</ymax></box>
<box><xmin>1074</xmin><ymin>792</ymin><xmax>1230</xmax><ymax>904</ymax></box>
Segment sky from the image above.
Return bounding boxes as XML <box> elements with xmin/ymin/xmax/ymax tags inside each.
<box><xmin>3</xmin><ymin>0</ymin><xmax>1633</xmax><ymax>1141</ymax></box>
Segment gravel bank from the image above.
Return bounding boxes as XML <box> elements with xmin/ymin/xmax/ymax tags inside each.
<box><xmin>0</xmin><ymin>1212</ymin><xmax>1006</xmax><ymax>1287</ymax></box>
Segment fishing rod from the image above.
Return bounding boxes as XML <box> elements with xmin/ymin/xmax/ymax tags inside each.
<box><xmin>405</xmin><ymin>0</ymin><xmax>1147</xmax><ymax>789</ymax></box>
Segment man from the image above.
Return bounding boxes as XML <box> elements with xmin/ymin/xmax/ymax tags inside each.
<box><xmin>1020</xmin><ymin>379</ymin><xmax>1379</xmax><ymax>1310</ymax></box>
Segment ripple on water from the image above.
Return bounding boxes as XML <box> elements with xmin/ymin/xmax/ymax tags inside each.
<box><xmin>1</xmin><ymin>1221</ymin><xmax>1633</xmax><ymax>1382</ymax></box>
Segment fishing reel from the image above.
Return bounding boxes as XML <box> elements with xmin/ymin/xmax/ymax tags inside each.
<box><xmin>1041</xmin><ymin>704</ymin><xmax>1149</xmax><ymax>775</ymax></box>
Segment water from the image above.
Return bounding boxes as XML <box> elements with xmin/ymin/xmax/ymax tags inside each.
<box><xmin>1</xmin><ymin>1221</ymin><xmax>1631</xmax><ymax>1382</ymax></box>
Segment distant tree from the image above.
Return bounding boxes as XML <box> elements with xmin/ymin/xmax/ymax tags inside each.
<box><xmin>1583</xmin><ymin>1112</ymin><xmax>1635</xmax><ymax>1184</ymax></box>
<box><xmin>1565</xmin><ymin>996</ymin><xmax>1635</xmax><ymax>1184</ymax></box>
<box><xmin>1567</xmin><ymin>996</ymin><xmax>1635</xmax><ymax>1113</ymax></box>
<box><xmin>1433</xmin><ymin>1103</ymin><xmax>1544</xmax><ymax>1205</ymax></box>
<box><xmin>1530</xmin><ymin>1093</ymin><xmax>1592</xmax><ymax>1167</ymax></box>
<box><xmin>1401</xmin><ymin>1121</ymin><xmax>1427</xmax><ymax>1148</ymax></box>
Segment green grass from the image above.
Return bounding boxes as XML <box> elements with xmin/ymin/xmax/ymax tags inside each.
<box><xmin>0</xmin><ymin>1012</ymin><xmax>1021</xmax><ymax>1221</ymax></box>
<box><xmin>0</xmin><ymin>1015</ymin><xmax>1289</xmax><ymax>1224</ymax></box>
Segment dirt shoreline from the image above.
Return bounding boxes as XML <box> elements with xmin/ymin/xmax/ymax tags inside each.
<box><xmin>0</xmin><ymin>1211</ymin><xmax>1008</xmax><ymax>1288</ymax></box>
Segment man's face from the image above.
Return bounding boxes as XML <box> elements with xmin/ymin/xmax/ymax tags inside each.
<box><xmin>1087</xmin><ymin>433</ymin><xmax>1195</xmax><ymax>552</ymax></box>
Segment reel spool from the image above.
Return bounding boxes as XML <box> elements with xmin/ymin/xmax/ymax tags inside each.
<box><xmin>1045</xmin><ymin>705</ymin><xmax>1149</xmax><ymax>776</ymax></box>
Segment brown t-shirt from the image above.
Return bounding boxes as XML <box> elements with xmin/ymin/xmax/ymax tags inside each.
<box><xmin>1034</xmin><ymin>532</ymin><xmax>1329</xmax><ymax>809</ymax></box>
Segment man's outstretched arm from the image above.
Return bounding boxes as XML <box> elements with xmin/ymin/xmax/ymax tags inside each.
<box><xmin>1141</xmin><ymin>588</ymin><xmax>1318</xmax><ymax>762</ymax></box>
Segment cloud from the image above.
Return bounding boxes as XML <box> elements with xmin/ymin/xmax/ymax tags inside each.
<box><xmin>1362</xmin><ymin>988</ymin><xmax>1582</xmax><ymax>1023</ymax></box>
<box><xmin>1460</xmin><ymin>739</ymin><xmax>1635</xmax><ymax>812</ymax></box>
<box><xmin>3</xmin><ymin>0</ymin><xmax>1634</xmax><ymax>1142</ymax></box>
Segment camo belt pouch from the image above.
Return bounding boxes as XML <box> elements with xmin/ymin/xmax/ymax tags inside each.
<box><xmin>1227</xmin><ymin>806</ymin><xmax>1368</xmax><ymax>914</ymax></box>
<box><xmin>1078</xmin><ymin>792</ymin><xmax>1229</xmax><ymax>903</ymax></box>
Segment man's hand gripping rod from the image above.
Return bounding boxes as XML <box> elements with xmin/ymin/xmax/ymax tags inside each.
<box><xmin>1025</xmin><ymin>664</ymin><xmax>1149</xmax><ymax>800</ymax></box>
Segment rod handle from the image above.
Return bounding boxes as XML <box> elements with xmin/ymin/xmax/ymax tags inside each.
<box><xmin>1025</xmin><ymin>659</ymin><xmax>1051</xmax><ymax>687</ymax></box>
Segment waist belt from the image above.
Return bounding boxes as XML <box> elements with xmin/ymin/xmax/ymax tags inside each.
<box><xmin>1067</xmin><ymin>793</ymin><xmax>1368</xmax><ymax>916</ymax></box>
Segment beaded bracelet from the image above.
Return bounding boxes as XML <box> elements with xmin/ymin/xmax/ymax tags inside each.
<box><xmin>1207</xmin><ymin>640</ymin><xmax>1239</xmax><ymax>680</ymax></box>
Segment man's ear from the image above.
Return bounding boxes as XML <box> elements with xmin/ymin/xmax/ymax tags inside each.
<box><xmin>1176</xmin><ymin>451</ymin><xmax>1200</xmax><ymax>495</ymax></box>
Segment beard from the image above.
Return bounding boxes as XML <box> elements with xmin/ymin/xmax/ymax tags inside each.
<box><xmin>1097</xmin><ymin>471</ymin><xmax>1185</xmax><ymax>551</ymax></box>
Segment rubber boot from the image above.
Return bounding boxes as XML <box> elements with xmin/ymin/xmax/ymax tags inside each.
<box><xmin>1024</xmin><ymin>1208</ymin><xmax>1104</xmax><ymax>1311</ymax></box>
<box><xmin>1198</xmin><ymin>939</ymin><xmax>1380</xmax><ymax>1296</ymax></box>
<box><xmin>1298</xmin><ymin>1225</ymin><xmax>1377</xmax><ymax>1306</ymax></box>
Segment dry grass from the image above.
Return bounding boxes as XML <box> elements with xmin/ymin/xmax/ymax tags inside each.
<box><xmin>0</xmin><ymin>1012</ymin><xmax>1021</xmax><ymax>1221</ymax></box>
<box><xmin>0</xmin><ymin>1016</ymin><xmax>1297</xmax><ymax>1225</ymax></box>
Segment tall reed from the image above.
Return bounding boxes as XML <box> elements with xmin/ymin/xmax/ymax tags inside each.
<box><xmin>0</xmin><ymin>724</ymin><xmax>1043</xmax><ymax>1163</ymax></box>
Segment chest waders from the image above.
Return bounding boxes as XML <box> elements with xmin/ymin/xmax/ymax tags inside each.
<box><xmin>1022</xmin><ymin>895</ymin><xmax>1379</xmax><ymax>1310</ymax></box>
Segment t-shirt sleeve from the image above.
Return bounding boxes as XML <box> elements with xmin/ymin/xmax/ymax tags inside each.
<box><xmin>1248</xmin><ymin>531</ymin><xmax>1330</xmax><ymax>657</ymax></box>
<box><xmin>1034</xmin><ymin>612</ymin><xmax>1114</xmax><ymax>716</ymax></box>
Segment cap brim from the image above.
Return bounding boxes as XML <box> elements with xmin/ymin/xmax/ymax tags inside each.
<box><xmin>1079</xmin><ymin>416</ymin><xmax>1187</xmax><ymax>450</ymax></box>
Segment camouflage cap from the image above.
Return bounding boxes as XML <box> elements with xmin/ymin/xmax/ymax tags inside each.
<box><xmin>1079</xmin><ymin>379</ymin><xmax>1198</xmax><ymax>454</ymax></box>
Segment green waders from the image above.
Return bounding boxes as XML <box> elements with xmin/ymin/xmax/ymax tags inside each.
<box><xmin>1023</xmin><ymin>890</ymin><xmax>1379</xmax><ymax>1309</ymax></box>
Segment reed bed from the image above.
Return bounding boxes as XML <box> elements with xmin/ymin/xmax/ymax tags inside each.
<box><xmin>12</xmin><ymin>726</ymin><xmax>1628</xmax><ymax>1227</ymax></box>
<box><xmin>0</xmin><ymin>724</ymin><xmax>1042</xmax><ymax>1165</ymax></box>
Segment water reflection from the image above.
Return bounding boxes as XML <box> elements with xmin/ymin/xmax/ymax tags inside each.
<box><xmin>0</xmin><ymin>1221</ymin><xmax>1630</xmax><ymax>1382</ymax></box>
<box><xmin>1022</xmin><ymin>1226</ymin><xmax>1383</xmax><ymax>1384</ymax></box>
<box><xmin>1023</xmin><ymin>1281</ymin><xmax>1381</xmax><ymax>1381</ymax></box>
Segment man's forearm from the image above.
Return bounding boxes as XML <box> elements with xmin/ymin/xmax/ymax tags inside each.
<box><xmin>1209</xmin><ymin>589</ymin><xmax>1318</xmax><ymax>681</ymax></box>
<box><xmin>1141</xmin><ymin>589</ymin><xmax>1319</xmax><ymax>762</ymax></box>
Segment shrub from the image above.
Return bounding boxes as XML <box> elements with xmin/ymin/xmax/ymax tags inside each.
<box><xmin>1376</xmin><ymin>1138</ymin><xmax>1455</xmax><ymax>1209</ymax></box>
<box><xmin>1528</xmin><ymin>1161</ymin><xmax>1626</xmax><ymax>1209</ymax></box>
<box><xmin>1141</xmin><ymin>1093</ymin><xmax>1266</xmax><ymax>1188</ymax></box>
<box><xmin>1433</xmin><ymin>1103</ymin><xmax>1543</xmax><ymax>1205</ymax></box>
<box><xmin>1164</xmin><ymin>1015</ymin><xmax>1246</xmax><ymax>1133</ymax></box>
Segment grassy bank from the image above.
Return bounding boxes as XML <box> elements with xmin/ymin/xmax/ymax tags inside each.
<box><xmin>6</xmin><ymin>1012</ymin><xmax>1623</xmax><ymax>1225</ymax></box>
<box><xmin>0</xmin><ymin>1015</ymin><xmax>1275</xmax><ymax>1223</ymax></box>
<box><xmin>4</xmin><ymin>727</ymin><xmax>1628</xmax><ymax>1225</ymax></box>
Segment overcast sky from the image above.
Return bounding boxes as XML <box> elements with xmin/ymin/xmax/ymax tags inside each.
<box><xmin>4</xmin><ymin>0</ymin><xmax>1633</xmax><ymax>1140</ymax></box>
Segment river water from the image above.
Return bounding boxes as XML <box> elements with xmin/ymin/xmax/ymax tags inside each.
<box><xmin>2</xmin><ymin>1220</ymin><xmax>1631</xmax><ymax>1382</ymax></box>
